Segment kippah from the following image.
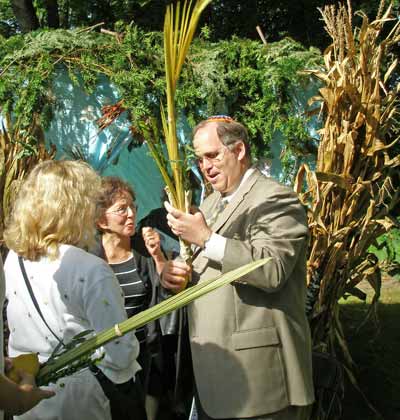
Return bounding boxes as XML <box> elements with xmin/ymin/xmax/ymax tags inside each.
<box><xmin>206</xmin><ymin>115</ymin><xmax>235</xmax><ymax>123</ymax></box>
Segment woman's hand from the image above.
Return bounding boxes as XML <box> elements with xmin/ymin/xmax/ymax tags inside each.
<box><xmin>142</xmin><ymin>227</ymin><xmax>161</xmax><ymax>257</ymax></box>
<box><xmin>142</xmin><ymin>227</ymin><xmax>166</xmax><ymax>274</ymax></box>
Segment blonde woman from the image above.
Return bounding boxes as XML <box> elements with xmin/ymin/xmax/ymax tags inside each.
<box><xmin>4</xmin><ymin>160</ymin><xmax>145</xmax><ymax>420</ymax></box>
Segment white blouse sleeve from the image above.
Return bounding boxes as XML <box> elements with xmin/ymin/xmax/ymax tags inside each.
<box><xmin>81</xmin><ymin>261</ymin><xmax>140</xmax><ymax>383</ymax></box>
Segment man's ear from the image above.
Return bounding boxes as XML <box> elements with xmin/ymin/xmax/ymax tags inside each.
<box><xmin>236</xmin><ymin>141</ymin><xmax>247</xmax><ymax>161</ymax></box>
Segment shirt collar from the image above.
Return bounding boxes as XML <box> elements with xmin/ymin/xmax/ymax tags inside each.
<box><xmin>221</xmin><ymin>167</ymin><xmax>256</xmax><ymax>203</ymax></box>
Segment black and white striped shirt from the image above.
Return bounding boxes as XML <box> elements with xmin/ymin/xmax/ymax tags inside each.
<box><xmin>109</xmin><ymin>255</ymin><xmax>150</xmax><ymax>344</ymax></box>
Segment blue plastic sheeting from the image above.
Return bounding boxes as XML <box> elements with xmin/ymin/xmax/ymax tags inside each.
<box><xmin>267</xmin><ymin>82</ymin><xmax>319</xmax><ymax>184</ymax></box>
<box><xmin>45</xmin><ymin>68</ymin><xmax>166</xmax><ymax>220</ymax></box>
<box><xmin>102</xmin><ymin>143</ymin><xmax>166</xmax><ymax>221</ymax></box>
<box><xmin>5</xmin><ymin>68</ymin><xmax>320</xmax><ymax>219</ymax></box>
<box><xmin>46</xmin><ymin>69</ymin><xmax>132</xmax><ymax>172</ymax></box>
<box><xmin>44</xmin><ymin>68</ymin><xmax>211</xmax><ymax>219</ymax></box>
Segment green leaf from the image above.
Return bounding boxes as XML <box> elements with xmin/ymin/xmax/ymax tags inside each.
<box><xmin>36</xmin><ymin>257</ymin><xmax>272</xmax><ymax>385</ymax></box>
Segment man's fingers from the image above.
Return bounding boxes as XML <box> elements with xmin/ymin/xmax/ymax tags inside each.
<box><xmin>169</xmin><ymin>226</ymin><xmax>180</xmax><ymax>236</ymax></box>
<box><xmin>164</xmin><ymin>200</ymin><xmax>173</xmax><ymax>212</ymax></box>
<box><xmin>161</xmin><ymin>261</ymin><xmax>191</xmax><ymax>292</ymax></box>
<box><xmin>166</xmin><ymin>212</ymin><xmax>177</xmax><ymax>224</ymax></box>
<box><xmin>166</xmin><ymin>213</ymin><xmax>184</xmax><ymax>236</ymax></box>
<box><xmin>161</xmin><ymin>276</ymin><xmax>187</xmax><ymax>293</ymax></box>
<box><xmin>38</xmin><ymin>389</ymin><xmax>56</xmax><ymax>399</ymax></box>
<box><xmin>162</xmin><ymin>281</ymin><xmax>183</xmax><ymax>293</ymax></box>
<box><xmin>163</xmin><ymin>276</ymin><xmax>183</xmax><ymax>286</ymax></box>
<box><xmin>164</xmin><ymin>201</ymin><xmax>183</xmax><ymax>218</ymax></box>
<box><xmin>168</xmin><ymin>261</ymin><xmax>190</xmax><ymax>274</ymax></box>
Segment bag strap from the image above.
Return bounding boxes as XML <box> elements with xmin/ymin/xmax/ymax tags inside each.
<box><xmin>18</xmin><ymin>256</ymin><xmax>65</xmax><ymax>346</ymax></box>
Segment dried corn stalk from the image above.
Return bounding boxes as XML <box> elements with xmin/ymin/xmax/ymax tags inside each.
<box><xmin>295</xmin><ymin>0</ymin><xmax>400</xmax><ymax>371</ymax></box>
<box><xmin>0</xmin><ymin>112</ymin><xmax>55</xmax><ymax>254</ymax></box>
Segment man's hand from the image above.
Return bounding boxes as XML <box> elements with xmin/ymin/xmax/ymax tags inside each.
<box><xmin>164</xmin><ymin>201</ymin><xmax>212</xmax><ymax>248</ymax></box>
<box><xmin>161</xmin><ymin>260</ymin><xmax>191</xmax><ymax>293</ymax></box>
<box><xmin>0</xmin><ymin>370</ymin><xmax>55</xmax><ymax>415</ymax></box>
<box><xmin>17</xmin><ymin>370</ymin><xmax>55</xmax><ymax>413</ymax></box>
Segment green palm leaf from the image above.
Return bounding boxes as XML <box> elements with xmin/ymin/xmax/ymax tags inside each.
<box><xmin>36</xmin><ymin>257</ymin><xmax>272</xmax><ymax>385</ymax></box>
<box><xmin>162</xmin><ymin>0</ymin><xmax>212</xmax><ymax>211</ymax></box>
<box><xmin>140</xmin><ymin>0</ymin><xmax>212</xmax><ymax>263</ymax></box>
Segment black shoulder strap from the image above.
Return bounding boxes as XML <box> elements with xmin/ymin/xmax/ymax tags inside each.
<box><xmin>18</xmin><ymin>256</ymin><xmax>64</xmax><ymax>346</ymax></box>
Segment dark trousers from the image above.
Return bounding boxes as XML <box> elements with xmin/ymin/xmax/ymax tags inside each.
<box><xmin>90</xmin><ymin>366</ymin><xmax>147</xmax><ymax>420</ymax></box>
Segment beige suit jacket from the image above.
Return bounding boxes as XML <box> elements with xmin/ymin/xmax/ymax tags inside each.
<box><xmin>188</xmin><ymin>169</ymin><xmax>314</xmax><ymax>418</ymax></box>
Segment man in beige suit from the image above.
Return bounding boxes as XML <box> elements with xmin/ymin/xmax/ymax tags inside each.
<box><xmin>161</xmin><ymin>116</ymin><xmax>314</xmax><ymax>420</ymax></box>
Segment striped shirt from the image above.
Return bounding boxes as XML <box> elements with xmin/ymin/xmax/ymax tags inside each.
<box><xmin>109</xmin><ymin>255</ymin><xmax>150</xmax><ymax>344</ymax></box>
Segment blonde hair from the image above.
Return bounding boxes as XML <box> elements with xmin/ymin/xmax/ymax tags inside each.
<box><xmin>4</xmin><ymin>160</ymin><xmax>101</xmax><ymax>261</ymax></box>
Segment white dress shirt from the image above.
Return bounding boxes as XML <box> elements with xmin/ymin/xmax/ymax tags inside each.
<box><xmin>203</xmin><ymin>168</ymin><xmax>256</xmax><ymax>262</ymax></box>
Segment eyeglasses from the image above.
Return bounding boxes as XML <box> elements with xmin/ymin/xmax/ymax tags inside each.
<box><xmin>106</xmin><ymin>204</ymin><xmax>137</xmax><ymax>217</ymax></box>
<box><xmin>196</xmin><ymin>146</ymin><xmax>229</xmax><ymax>166</ymax></box>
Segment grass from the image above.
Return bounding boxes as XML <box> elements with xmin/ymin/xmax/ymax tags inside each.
<box><xmin>339</xmin><ymin>276</ymin><xmax>400</xmax><ymax>420</ymax></box>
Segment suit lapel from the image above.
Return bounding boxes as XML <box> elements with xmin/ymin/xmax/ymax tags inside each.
<box><xmin>193</xmin><ymin>169</ymin><xmax>262</xmax><ymax>268</ymax></box>
<box><xmin>212</xmin><ymin>169</ymin><xmax>261</xmax><ymax>233</ymax></box>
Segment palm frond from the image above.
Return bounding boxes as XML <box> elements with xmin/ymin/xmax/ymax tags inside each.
<box><xmin>36</xmin><ymin>257</ymin><xmax>272</xmax><ymax>386</ymax></box>
<box><xmin>143</xmin><ymin>0</ymin><xmax>211</xmax><ymax>261</ymax></box>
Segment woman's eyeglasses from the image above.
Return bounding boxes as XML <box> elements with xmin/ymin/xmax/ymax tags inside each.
<box><xmin>106</xmin><ymin>204</ymin><xmax>137</xmax><ymax>217</ymax></box>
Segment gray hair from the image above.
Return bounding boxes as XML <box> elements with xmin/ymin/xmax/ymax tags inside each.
<box><xmin>193</xmin><ymin>119</ymin><xmax>251</xmax><ymax>160</ymax></box>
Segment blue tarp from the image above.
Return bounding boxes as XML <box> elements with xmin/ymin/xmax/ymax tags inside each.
<box><xmin>43</xmin><ymin>69</ymin><xmax>320</xmax><ymax>217</ymax></box>
<box><xmin>45</xmin><ymin>70</ymin><xmax>165</xmax><ymax>220</ymax></box>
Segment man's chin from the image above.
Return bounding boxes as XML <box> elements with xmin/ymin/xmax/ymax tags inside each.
<box><xmin>208</xmin><ymin>177</ymin><xmax>221</xmax><ymax>191</ymax></box>
<box><xmin>213</xmin><ymin>186</ymin><xmax>226</xmax><ymax>194</ymax></box>
<box><xmin>209</xmin><ymin>182</ymin><xmax>220</xmax><ymax>191</ymax></box>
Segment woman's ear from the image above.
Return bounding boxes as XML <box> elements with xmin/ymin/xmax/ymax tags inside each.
<box><xmin>96</xmin><ymin>216</ymin><xmax>108</xmax><ymax>231</ymax></box>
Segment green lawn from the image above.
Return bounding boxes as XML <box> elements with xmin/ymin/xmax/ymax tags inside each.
<box><xmin>339</xmin><ymin>277</ymin><xmax>400</xmax><ymax>420</ymax></box>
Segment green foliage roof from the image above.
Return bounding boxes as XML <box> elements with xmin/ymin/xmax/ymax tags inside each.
<box><xmin>0</xmin><ymin>24</ymin><xmax>322</xmax><ymax>173</ymax></box>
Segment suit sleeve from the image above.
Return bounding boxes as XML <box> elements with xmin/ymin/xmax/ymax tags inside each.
<box><xmin>221</xmin><ymin>187</ymin><xmax>308</xmax><ymax>293</ymax></box>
